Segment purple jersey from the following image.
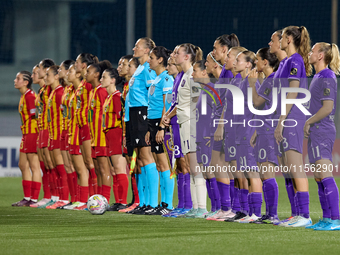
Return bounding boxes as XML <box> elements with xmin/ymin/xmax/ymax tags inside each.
<box><xmin>308</xmin><ymin>68</ymin><xmax>337</xmax><ymax>134</ymax></box>
<box><xmin>275</xmin><ymin>53</ymin><xmax>307</xmax><ymax>119</ymax></box>
<box><xmin>256</xmin><ymin>72</ymin><xmax>276</xmax><ymax>134</ymax></box>
<box><xmin>170</xmin><ymin>71</ymin><xmax>184</xmax><ymax>125</ymax></box>
<box><xmin>234</xmin><ymin>76</ymin><xmax>255</xmax><ymax>144</ymax></box>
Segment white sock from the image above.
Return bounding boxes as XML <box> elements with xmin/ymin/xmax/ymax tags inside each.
<box><xmin>190</xmin><ymin>174</ymin><xmax>198</xmax><ymax>209</ymax></box>
<box><xmin>51</xmin><ymin>196</ymin><xmax>59</xmax><ymax>202</ymax></box>
<box><xmin>31</xmin><ymin>199</ymin><xmax>38</xmax><ymax>202</ymax></box>
<box><xmin>194</xmin><ymin>173</ymin><xmax>207</xmax><ymax>209</ymax></box>
<box><xmin>24</xmin><ymin>197</ymin><xmax>30</xmax><ymax>201</ymax></box>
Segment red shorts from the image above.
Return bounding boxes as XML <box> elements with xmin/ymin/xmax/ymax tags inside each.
<box><xmin>20</xmin><ymin>133</ymin><xmax>38</xmax><ymax>154</ymax></box>
<box><xmin>79</xmin><ymin>124</ymin><xmax>91</xmax><ymax>144</ymax></box>
<box><xmin>48</xmin><ymin>138</ymin><xmax>61</xmax><ymax>151</ymax></box>
<box><xmin>105</xmin><ymin>128</ymin><xmax>123</xmax><ymax>156</ymax></box>
<box><xmin>69</xmin><ymin>144</ymin><xmax>81</xmax><ymax>155</ymax></box>
<box><xmin>38</xmin><ymin>129</ymin><xmax>49</xmax><ymax>149</ymax></box>
<box><xmin>92</xmin><ymin>146</ymin><xmax>107</xmax><ymax>158</ymax></box>
<box><xmin>61</xmin><ymin>130</ymin><xmax>69</xmax><ymax>151</ymax></box>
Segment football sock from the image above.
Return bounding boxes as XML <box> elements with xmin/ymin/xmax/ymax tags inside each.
<box><xmin>136</xmin><ymin>173</ymin><xmax>145</xmax><ymax>206</ymax></box>
<box><xmin>131</xmin><ymin>174</ymin><xmax>139</xmax><ymax>204</ymax></box>
<box><xmin>322</xmin><ymin>177</ymin><xmax>340</xmax><ymax>220</ymax></box>
<box><xmin>177</xmin><ymin>173</ymin><xmax>184</xmax><ymax>208</ymax></box>
<box><xmin>31</xmin><ymin>181</ymin><xmax>41</xmax><ymax>202</ymax></box>
<box><xmin>296</xmin><ymin>191</ymin><xmax>309</xmax><ymax>218</ymax></box>
<box><xmin>112</xmin><ymin>175</ymin><xmax>119</xmax><ymax>203</ymax></box>
<box><xmin>317</xmin><ymin>181</ymin><xmax>330</xmax><ymax>219</ymax></box>
<box><xmin>263</xmin><ymin>178</ymin><xmax>279</xmax><ymax>217</ymax></box>
<box><xmin>117</xmin><ymin>173</ymin><xmax>128</xmax><ymax>204</ymax></box>
<box><xmin>190</xmin><ymin>174</ymin><xmax>198</xmax><ymax>209</ymax></box>
<box><xmin>67</xmin><ymin>173</ymin><xmax>75</xmax><ymax>202</ymax></box>
<box><xmin>217</xmin><ymin>181</ymin><xmax>231</xmax><ymax>211</ymax></box>
<box><xmin>141</xmin><ymin>166</ymin><xmax>149</xmax><ymax>206</ymax></box>
<box><xmin>102</xmin><ymin>185</ymin><xmax>111</xmax><ymax>203</ymax></box>
<box><xmin>210</xmin><ymin>178</ymin><xmax>221</xmax><ymax>211</ymax></box>
<box><xmin>22</xmin><ymin>180</ymin><xmax>32</xmax><ymax>200</ymax></box>
<box><xmin>285</xmin><ymin>178</ymin><xmax>297</xmax><ymax>216</ymax></box>
<box><xmin>56</xmin><ymin>165</ymin><xmax>69</xmax><ymax>201</ymax></box>
<box><xmin>162</xmin><ymin>170</ymin><xmax>174</xmax><ymax>209</ymax></box>
<box><xmin>232</xmin><ymin>187</ymin><xmax>241</xmax><ymax>212</ymax></box>
<box><xmin>40</xmin><ymin>161</ymin><xmax>51</xmax><ymax>199</ymax></box>
<box><xmin>239</xmin><ymin>189</ymin><xmax>249</xmax><ymax>215</ymax></box>
<box><xmin>183</xmin><ymin>173</ymin><xmax>192</xmax><ymax>209</ymax></box>
<box><xmin>194</xmin><ymin>173</ymin><xmax>207</xmax><ymax>209</ymax></box>
<box><xmin>251</xmin><ymin>192</ymin><xmax>262</xmax><ymax>217</ymax></box>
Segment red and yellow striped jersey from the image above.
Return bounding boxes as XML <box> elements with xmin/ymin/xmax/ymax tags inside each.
<box><xmin>35</xmin><ymin>87</ymin><xmax>44</xmax><ymax>131</ymax></box>
<box><xmin>75</xmin><ymin>80</ymin><xmax>93</xmax><ymax>128</ymax></box>
<box><xmin>88</xmin><ymin>85</ymin><xmax>108</xmax><ymax>147</ymax></box>
<box><xmin>61</xmin><ymin>85</ymin><xmax>73</xmax><ymax>131</ymax></box>
<box><xmin>68</xmin><ymin>90</ymin><xmax>80</xmax><ymax>146</ymax></box>
<box><xmin>47</xmin><ymin>85</ymin><xmax>64</xmax><ymax>140</ymax></box>
<box><xmin>41</xmin><ymin>85</ymin><xmax>51</xmax><ymax>130</ymax></box>
<box><xmin>103</xmin><ymin>90</ymin><xmax>122</xmax><ymax>132</ymax></box>
<box><xmin>19</xmin><ymin>89</ymin><xmax>38</xmax><ymax>135</ymax></box>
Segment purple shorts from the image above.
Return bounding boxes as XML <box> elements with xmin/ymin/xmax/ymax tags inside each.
<box><xmin>256</xmin><ymin>134</ymin><xmax>278</xmax><ymax>165</ymax></box>
<box><xmin>308</xmin><ymin>131</ymin><xmax>335</xmax><ymax>164</ymax></box>
<box><xmin>281</xmin><ymin>118</ymin><xmax>305</xmax><ymax>154</ymax></box>
<box><xmin>225</xmin><ymin>131</ymin><xmax>237</xmax><ymax>162</ymax></box>
<box><xmin>196</xmin><ymin>141</ymin><xmax>212</xmax><ymax>167</ymax></box>
<box><xmin>236</xmin><ymin>143</ymin><xmax>258</xmax><ymax>172</ymax></box>
<box><xmin>171</xmin><ymin>123</ymin><xmax>184</xmax><ymax>158</ymax></box>
<box><xmin>212</xmin><ymin>139</ymin><xmax>224</xmax><ymax>153</ymax></box>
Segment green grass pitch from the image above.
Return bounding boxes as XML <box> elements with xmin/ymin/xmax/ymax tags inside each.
<box><xmin>1</xmin><ymin>177</ymin><xmax>340</xmax><ymax>255</ymax></box>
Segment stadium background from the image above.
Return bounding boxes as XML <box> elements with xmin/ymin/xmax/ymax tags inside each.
<box><xmin>0</xmin><ymin>0</ymin><xmax>340</xmax><ymax>175</ymax></box>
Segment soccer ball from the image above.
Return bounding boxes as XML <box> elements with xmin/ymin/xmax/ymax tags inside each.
<box><xmin>87</xmin><ymin>194</ymin><xmax>109</xmax><ymax>215</ymax></box>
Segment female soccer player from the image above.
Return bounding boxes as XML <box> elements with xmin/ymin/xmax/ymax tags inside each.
<box><xmin>12</xmin><ymin>71</ymin><xmax>41</xmax><ymax>207</ymax></box>
<box><xmin>248</xmin><ymin>48</ymin><xmax>280</xmax><ymax>224</ymax></box>
<box><xmin>144</xmin><ymin>46</ymin><xmax>174</xmax><ymax>215</ymax></box>
<box><xmin>274</xmin><ymin>26</ymin><xmax>312</xmax><ymax>227</ymax></box>
<box><xmin>63</xmin><ymin>64</ymin><xmax>89</xmax><ymax>210</ymax></box>
<box><xmin>304</xmin><ymin>42</ymin><xmax>340</xmax><ymax>230</ymax></box>
<box><xmin>45</xmin><ymin>65</ymin><xmax>70</xmax><ymax>209</ymax></box>
<box><xmin>74</xmin><ymin>53</ymin><xmax>99</xmax><ymax>197</ymax></box>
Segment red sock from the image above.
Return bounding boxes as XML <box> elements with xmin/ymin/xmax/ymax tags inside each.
<box><xmin>102</xmin><ymin>185</ymin><xmax>111</xmax><ymax>203</ymax></box>
<box><xmin>76</xmin><ymin>182</ymin><xmax>80</xmax><ymax>202</ymax></box>
<box><xmin>67</xmin><ymin>173</ymin><xmax>75</xmax><ymax>202</ymax></box>
<box><xmin>131</xmin><ymin>174</ymin><xmax>139</xmax><ymax>204</ymax></box>
<box><xmin>72</xmin><ymin>172</ymin><xmax>79</xmax><ymax>202</ymax></box>
<box><xmin>31</xmin><ymin>181</ymin><xmax>41</xmax><ymax>200</ymax></box>
<box><xmin>88</xmin><ymin>175</ymin><xmax>94</xmax><ymax>197</ymax></box>
<box><xmin>40</xmin><ymin>161</ymin><xmax>51</xmax><ymax>199</ymax></box>
<box><xmin>90</xmin><ymin>168</ymin><xmax>98</xmax><ymax>194</ymax></box>
<box><xmin>49</xmin><ymin>169</ymin><xmax>58</xmax><ymax>197</ymax></box>
<box><xmin>56</xmin><ymin>165</ymin><xmax>70</xmax><ymax>201</ymax></box>
<box><xmin>117</xmin><ymin>173</ymin><xmax>128</xmax><ymax>204</ymax></box>
<box><xmin>79</xmin><ymin>186</ymin><xmax>89</xmax><ymax>203</ymax></box>
<box><xmin>112</xmin><ymin>175</ymin><xmax>119</xmax><ymax>203</ymax></box>
<box><xmin>97</xmin><ymin>186</ymin><xmax>102</xmax><ymax>195</ymax></box>
<box><xmin>22</xmin><ymin>180</ymin><xmax>32</xmax><ymax>199</ymax></box>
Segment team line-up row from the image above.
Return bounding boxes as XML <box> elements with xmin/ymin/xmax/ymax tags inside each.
<box><xmin>12</xmin><ymin>25</ymin><xmax>340</xmax><ymax>230</ymax></box>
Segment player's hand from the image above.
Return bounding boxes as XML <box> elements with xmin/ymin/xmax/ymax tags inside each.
<box><xmin>163</xmin><ymin>116</ymin><xmax>170</xmax><ymax>127</ymax></box>
<box><xmin>248</xmin><ymin>68</ymin><xmax>258</xmax><ymax>87</ymax></box>
<box><xmin>250</xmin><ymin>131</ymin><xmax>257</xmax><ymax>148</ymax></box>
<box><xmin>274</xmin><ymin>122</ymin><xmax>284</xmax><ymax>145</ymax></box>
<box><xmin>156</xmin><ymin>130</ymin><xmax>164</xmax><ymax>144</ymax></box>
<box><xmin>204</xmin><ymin>136</ymin><xmax>211</xmax><ymax>147</ymax></box>
<box><xmin>304</xmin><ymin>122</ymin><xmax>310</xmax><ymax>138</ymax></box>
<box><xmin>145</xmin><ymin>131</ymin><xmax>150</xmax><ymax>145</ymax></box>
<box><xmin>214</xmin><ymin>125</ymin><xmax>224</xmax><ymax>141</ymax></box>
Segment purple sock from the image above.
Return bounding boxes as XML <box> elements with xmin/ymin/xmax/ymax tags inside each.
<box><xmin>322</xmin><ymin>177</ymin><xmax>340</xmax><ymax>220</ymax></box>
<box><xmin>217</xmin><ymin>181</ymin><xmax>231</xmax><ymax>211</ymax></box>
<box><xmin>317</xmin><ymin>181</ymin><xmax>331</xmax><ymax>219</ymax></box>
<box><xmin>248</xmin><ymin>193</ymin><xmax>253</xmax><ymax>216</ymax></box>
<box><xmin>263</xmin><ymin>178</ymin><xmax>279</xmax><ymax>217</ymax></box>
<box><xmin>296</xmin><ymin>191</ymin><xmax>309</xmax><ymax>218</ymax></box>
<box><xmin>294</xmin><ymin>193</ymin><xmax>299</xmax><ymax>216</ymax></box>
<box><xmin>262</xmin><ymin>184</ymin><xmax>269</xmax><ymax>216</ymax></box>
<box><xmin>232</xmin><ymin>188</ymin><xmax>241</xmax><ymax>212</ymax></box>
<box><xmin>206</xmin><ymin>179</ymin><xmax>215</xmax><ymax>211</ymax></box>
<box><xmin>183</xmin><ymin>173</ymin><xmax>192</xmax><ymax>209</ymax></box>
<box><xmin>177</xmin><ymin>173</ymin><xmax>184</xmax><ymax>208</ymax></box>
<box><xmin>285</xmin><ymin>178</ymin><xmax>297</xmax><ymax>216</ymax></box>
<box><xmin>230</xmin><ymin>179</ymin><xmax>235</xmax><ymax>208</ymax></box>
<box><xmin>210</xmin><ymin>178</ymin><xmax>221</xmax><ymax>211</ymax></box>
<box><xmin>251</xmin><ymin>192</ymin><xmax>262</xmax><ymax>217</ymax></box>
<box><xmin>239</xmin><ymin>189</ymin><xmax>249</xmax><ymax>215</ymax></box>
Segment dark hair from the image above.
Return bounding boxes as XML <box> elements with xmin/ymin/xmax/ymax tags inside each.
<box><xmin>140</xmin><ymin>37</ymin><xmax>156</xmax><ymax>51</ymax></box>
<box><xmin>129</xmin><ymin>57</ymin><xmax>140</xmax><ymax>68</ymax></box>
<box><xmin>104</xmin><ymin>68</ymin><xmax>124</xmax><ymax>85</ymax></box>
<box><xmin>78</xmin><ymin>53</ymin><xmax>99</xmax><ymax>66</ymax></box>
<box><xmin>90</xmin><ymin>60</ymin><xmax>113</xmax><ymax>80</ymax></box>
<box><xmin>194</xmin><ymin>59</ymin><xmax>206</xmax><ymax>70</ymax></box>
<box><xmin>48</xmin><ymin>65</ymin><xmax>60</xmax><ymax>76</ymax></box>
<box><xmin>40</xmin><ymin>58</ymin><xmax>55</xmax><ymax>69</ymax></box>
<box><xmin>151</xmin><ymin>46</ymin><xmax>172</xmax><ymax>67</ymax></box>
<box><xmin>241</xmin><ymin>50</ymin><xmax>256</xmax><ymax>69</ymax></box>
<box><xmin>61</xmin><ymin>59</ymin><xmax>75</xmax><ymax>71</ymax></box>
<box><xmin>19</xmin><ymin>71</ymin><xmax>33</xmax><ymax>90</ymax></box>
<box><xmin>179</xmin><ymin>43</ymin><xmax>203</xmax><ymax>64</ymax></box>
<box><xmin>122</xmin><ymin>55</ymin><xmax>133</xmax><ymax>61</ymax></box>
<box><xmin>216</xmin><ymin>34</ymin><xmax>240</xmax><ymax>49</ymax></box>
<box><xmin>275</xmin><ymin>30</ymin><xmax>283</xmax><ymax>40</ymax></box>
<box><xmin>34</xmin><ymin>64</ymin><xmax>39</xmax><ymax>69</ymax></box>
<box><xmin>257</xmin><ymin>48</ymin><xmax>279</xmax><ymax>71</ymax></box>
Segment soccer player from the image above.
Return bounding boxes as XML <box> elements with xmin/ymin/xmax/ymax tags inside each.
<box><xmin>274</xmin><ymin>26</ymin><xmax>312</xmax><ymax>227</ymax></box>
<box><xmin>45</xmin><ymin>65</ymin><xmax>70</xmax><ymax>209</ymax></box>
<box><xmin>74</xmin><ymin>53</ymin><xmax>99</xmax><ymax>197</ymax></box>
<box><xmin>86</xmin><ymin>61</ymin><xmax>114</xmax><ymax>205</ymax></box>
<box><xmin>248</xmin><ymin>48</ymin><xmax>280</xmax><ymax>224</ymax></box>
<box><xmin>144</xmin><ymin>46</ymin><xmax>174</xmax><ymax>215</ymax></box>
<box><xmin>12</xmin><ymin>71</ymin><xmax>41</xmax><ymax>206</ymax></box>
<box><xmin>59</xmin><ymin>60</ymin><xmax>77</xmax><ymax>207</ymax></box>
<box><xmin>63</xmin><ymin>64</ymin><xmax>89</xmax><ymax>210</ymax></box>
<box><xmin>304</xmin><ymin>42</ymin><xmax>340</xmax><ymax>230</ymax></box>
<box><xmin>127</xmin><ymin>37</ymin><xmax>158</xmax><ymax>215</ymax></box>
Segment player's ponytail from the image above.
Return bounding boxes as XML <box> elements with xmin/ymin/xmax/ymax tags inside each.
<box><xmin>141</xmin><ymin>37</ymin><xmax>156</xmax><ymax>52</ymax></box>
<box><xmin>318</xmin><ymin>42</ymin><xmax>340</xmax><ymax>75</ymax></box>
<box><xmin>20</xmin><ymin>71</ymin><xmax>33</xmax><ymax>90</ymax></box>
<box><xmin>194</xmin><ymin>46</ymin><xmax>203</xmax><ymax>62</ymax></box>
<box><xmin>179</xmin><ymin>43</ymin><xmax>203</xmax><ymax>64</ymax></box>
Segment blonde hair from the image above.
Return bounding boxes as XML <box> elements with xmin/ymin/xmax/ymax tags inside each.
<box><xmin>283</xmin><ymin>26</ymin><xmax>312</xmax><ymax>76</ymax></box>
<box><xmin>230</xmin><ymin>46</ymin><xmax>247</xmax><ymax>56</ymax></box>
<box><xmin>317</xmin><ymin>42</ymin><xmax>340</xmax><ymax>75</ymax></box>
<box><xmin>240</xmin><ymin>50</ymin><xmax>256</xmax><ymax>69</ymax></box>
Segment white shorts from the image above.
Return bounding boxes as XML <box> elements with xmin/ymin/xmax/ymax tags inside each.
<box><xmin>179</xmin><ymin>119</ymin><xmax>196</xmax><ymax>155</ymax></box>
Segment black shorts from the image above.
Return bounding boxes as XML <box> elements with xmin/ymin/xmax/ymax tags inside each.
<box><xmin>129</xmin><ymin>106</ymin><xmax>149</xmax><ymax>148</ymax></box>
<box><xmin>149</xmin><ymin>118</ymin><xmax>164</xmax><ymax>154</ymax></box>
<box><xmin>125</xmin><ymin>121</ymin><xmax>134</xmax><ymax>157</ymax></box>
